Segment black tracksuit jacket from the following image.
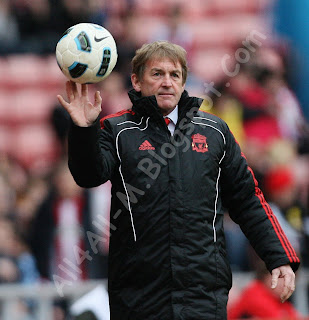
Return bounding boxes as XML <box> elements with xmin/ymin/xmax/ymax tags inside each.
<box><xmin>68</xmin><ymin>89</ymin><xmax>300</xmax><ymax>320</ymax></box>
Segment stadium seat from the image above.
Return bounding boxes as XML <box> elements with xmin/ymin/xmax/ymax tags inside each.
<box><xmin>190</xmin><ymin>19</ymin><xmax>230</xmax><ymax>49</ymax></box>
<box><xmin>191</xmin><ymin>14</ymin><xmax>269</xmax><ymax>51</ymax></box>
<box><xmin>12</xmin><ymin>124</ymin><xmax>59</xmax><ymax>171</ymax></box>
<box><xmin>133</xmin><ymin>0</ymin><xmax>166</xmax><ymax>16</ymax></box>
<box><xmin>3</xmin><ymin>55</ymin><xmax>64</xmax><ymax>91</ymax></box>
<box><xmin>6</xmin><ymin>89</ymin><xmax>57</xmax><ymax>126</ymax></box>
<box><xmin>179</xmin><ymin>0</ymin><xmax>215</xmax><ymax>21</ymax></box>
<box><xmin>211</xmin><ymin>0</ymin><xmax>262</xmax><ymax>14</ymax></box>
<box><xmin>0</xmin><ymin>91</ymin><xmax>13</xmax><ymax>124</ymax></box>
<box><xmin>128</xmin><ymin>16</ymin><xmax>164</xmax><ymax>46</ymax></box>
<box><xmin>5</xmin><ymin>55</ymin><xmax>44</xmax><ymax>89</ymax></box>
<box><xmin>0</xmin><ymin>126</ymin><xmax>12</xmax><ymax>155</ymax></box>
<box><xmin>223</xmin><ymin>14</ymin><xmax>269</xmax><ymax>42</ymax></box>
<box><xmin>42</xmin><ymin>55</ymin><xmax>67</xmax><ymax>91</ymax></box>
<box><xmin>0</xmin><ymin>58</ymin><xmax>10</xmax><ymax>88</ymax></box>
<box><xmin>190</xmin><ymin>47</ymin><xmax>235</xmax><ymax>83</ymax></box>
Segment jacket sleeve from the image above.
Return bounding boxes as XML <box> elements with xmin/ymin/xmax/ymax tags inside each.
<box><xmin>68</xmin><ymin>118</ymin><xmax>118</xmax><ymax>188</ymax></box>
<box><xmin>219</xmin><ymin>121</ymin><xmax>300</xmax><ymax>272</ymax></box>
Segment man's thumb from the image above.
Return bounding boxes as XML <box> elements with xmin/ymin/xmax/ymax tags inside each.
<box><xmin>271</xmin><ymin>269</ymin><xmax>280</xmax><ymax>289</ymax></box>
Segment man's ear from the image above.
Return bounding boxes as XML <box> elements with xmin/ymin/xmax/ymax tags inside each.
<box><xmin>182</xmin><ymin>82</ymin><xmax>186</xmax><ymax>92</ymax></box>
<box><xmin>131</xmin><ymin>74</ymin><xmax>141</xmax><ymax>92</ymax></box>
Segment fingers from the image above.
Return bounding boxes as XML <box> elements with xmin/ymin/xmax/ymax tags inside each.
<box><xmin>60</xmin><ymin>81</ymin><xmax>101</xmax><ymax>117</ymax></box>
<box><xmin>71</xmin><ymin>81</ymin><xmax>78</xmax><ymax>98</ymax></box>
<box><xmin>280</xmin><ymin>271</ymin><xmax>295</xmax><ymax>303</ymax></box>
<box><xmin>81</xmin><ymin>84</ymin><xmax>101</xmax><ymax>110</ymax></box>
<box><xmin>66</xmin><ymin>80</ymin><xmax>75</xmax><ymax>102</ymax></box>
<box><xmin>94</xmin><ymin>91</ymin><xmax>102</xmax><ymax>110</ymax></box>
<box><xmin>67</xmin><ymin>81</ymin><xmax>92</xmax><ymax>102</ymax></box>
<box><xmin>81</xmin><ymin>83</ymin><xmax>88</xmax><ymax>97</ymax></box>
<box><xmin>271</xmin><ymin>265</ymin><xmax>296</xmax><ymax>303</ymax></box>
<box><xmin>65</xmin><ymin>80</ymin><xmax>79</xmax><ymax>101</ymax></box>
<box><xmin>271</xmin><ymin>268</ymin><xmax>280</xmax><ymax>289</ymax></box>
<box><xmin>57</xmin><ymin>94</ymin><xmax>69</xmax><ymax>110</ymax></box>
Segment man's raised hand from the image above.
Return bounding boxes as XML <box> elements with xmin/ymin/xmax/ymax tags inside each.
<box><xmin>57</xmin><ymin>81</ymin><xmax>102</xmax><ymax>127</ymax></box>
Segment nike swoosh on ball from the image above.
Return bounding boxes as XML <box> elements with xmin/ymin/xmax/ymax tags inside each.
<box><xmin>94</xmin><ymin>36</ymin><xmax>109</xmax><ymax>42</ymax></box>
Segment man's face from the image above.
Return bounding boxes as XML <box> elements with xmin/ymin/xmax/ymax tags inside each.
<box><xmin>131</xmin><ymin>57</ymin><xmax>185</xmax><ymax>116</ymax></box>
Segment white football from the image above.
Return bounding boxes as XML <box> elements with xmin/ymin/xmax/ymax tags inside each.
<box><xmin>56</xmin><ymin>23</ymin><xmax>118</xmax><ymax>84</ymax></box>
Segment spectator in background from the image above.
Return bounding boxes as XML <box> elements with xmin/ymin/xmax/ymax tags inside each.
<box><xmin>10</xmin><ymin>0</ymin><xmax>91</xmax><ymax>55</ymax></box>
<box><xmin>255</xmin><ymin>65</ymin><xmax>306</xmax><ymax>144</ymax></box>
<box><xmin>29</xmin><ymin>159</ymin><xmax>89</xmax><ymax>280</ymax></box>
<box><xmin>87</xmin><ymin>0</ymin><xmax>108</xmax><ymax>27</ymax></box>
<box><xmin>29</xmin><ymin>159</ymin><xmax>109</xmax><ymax>281</ymax></box>
<box><xmin>223</xmin><ymin>211</ymin><xmax>252</xmax><ymax>272</ymax></box>
<box><xmin>12</xmin><ymin>0</ymin><xmax>54</xmax><ymax>54</ymax></box>
<box><xmin>0</xmin><ymin>218</ymin><xmax>20</xmax><ymax>283</ymax></box>
<box><xmin>228</xmin><ymin>63</ymin><xmax>281</xmax><ymax>146</ymax></box>
<box><xmin>263</xmin><ymin>165</ymin><xmax>309</xmax><ymax>266</ymax></box>
<box><xmin>50</xmin><ymin>103</ymin><xmax>71</xmax><ymax>156</ymax></box>
<box><xmin>200</xmin><ymin>81</ymin><xmax>245</xmax><ymax>147</ymax></box>
<box><xmin>0</xmin><ymin>0</ymin><xmax>20</xmax><ymax>55</ymax></box>
<box><xmin>0</xmin><ymin>217</ymin><xmax>40</xmax><ymax>319</ymax></box>
<box><xmin>0</xmin><ymin>216</ymin><xmax>39</xmax><ymax>284</ymax></box>
<box><xmin>148</xmin><ymin>4</ymin><xmax>194</xmax><ymax>62</ymax></box>
<box><xmin>102</xmin><ymin>10</ymin><xmax>137</xmax><ymax>88</ymax></box>
<box><xmin>50</xmin><ymin>100</ymin><xmax>111</xmax><ymax>280</ymax></box>
<box><xmin>54</xmin><ymin>0</ymin><xmax>90</xmax><ymax>34</ymax></box>
<box><xmin>200</xmin><ymin>84</ymin><xmax>251</xmax><ymax>272</ymax></box>
<box><xmin>0</xmin><ymin>171</ymin><xmax>16</xmax><ymax>219</ymax></box>
<box><xmin>11</xmin><ymin>227</ymin><xmax>40</xmax><ymax>285</ymax></box>
<box><xmin>15</xmin><ymin>174</ymin><xmax>49</xmax><ymax>241</ymax></box>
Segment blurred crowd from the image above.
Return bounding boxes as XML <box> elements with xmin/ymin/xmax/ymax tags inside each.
<box><xmin>0</xmin><ymin>0</ymin><xmax>308</xmax><ymax>319</ymax></box>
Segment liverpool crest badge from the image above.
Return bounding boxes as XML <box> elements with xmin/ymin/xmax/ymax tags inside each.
<box><xmin>191</xmin><ymin>133</ymin><xmax>208</xmax><ymax>153</ymax></box>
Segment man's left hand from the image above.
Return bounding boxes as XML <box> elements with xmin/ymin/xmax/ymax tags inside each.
<box><xmin>271</xmin><ymin>264</ymin><xmax>296</xmax><ymax>303</ymax></box>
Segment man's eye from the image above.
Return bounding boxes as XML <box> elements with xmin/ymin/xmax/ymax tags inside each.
<box><xmin>153</xmin><ymin>72</ymin><xmax>160</xmax><ymax>76</ymax></box>
<box><xmin>172</xmin><ymin>73</ymin><xmax>180</xmax><ymax>78</ymax></box>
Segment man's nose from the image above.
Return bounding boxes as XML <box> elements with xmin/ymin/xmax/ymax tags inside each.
<box><xmin>162</xmin><ymin>75</ymin><xmax>172</xmax><ymax>86</ymax></box>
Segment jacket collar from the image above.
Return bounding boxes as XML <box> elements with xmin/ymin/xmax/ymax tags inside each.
<box><xmin>128</xmin><ymin>89</ymin><xmax>202</xmax><ymax>123</ymax></box>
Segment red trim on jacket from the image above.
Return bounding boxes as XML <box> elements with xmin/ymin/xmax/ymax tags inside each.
<box><xmin>100</xmin><ymin>109</ymin><xmax>135</xmax><ymax>129</ymax></box>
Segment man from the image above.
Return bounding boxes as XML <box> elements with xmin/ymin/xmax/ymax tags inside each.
<box><xmin>58</xmin><ymin>41</ymin><xmax>300</xmax><ymax>320</ymax></box>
